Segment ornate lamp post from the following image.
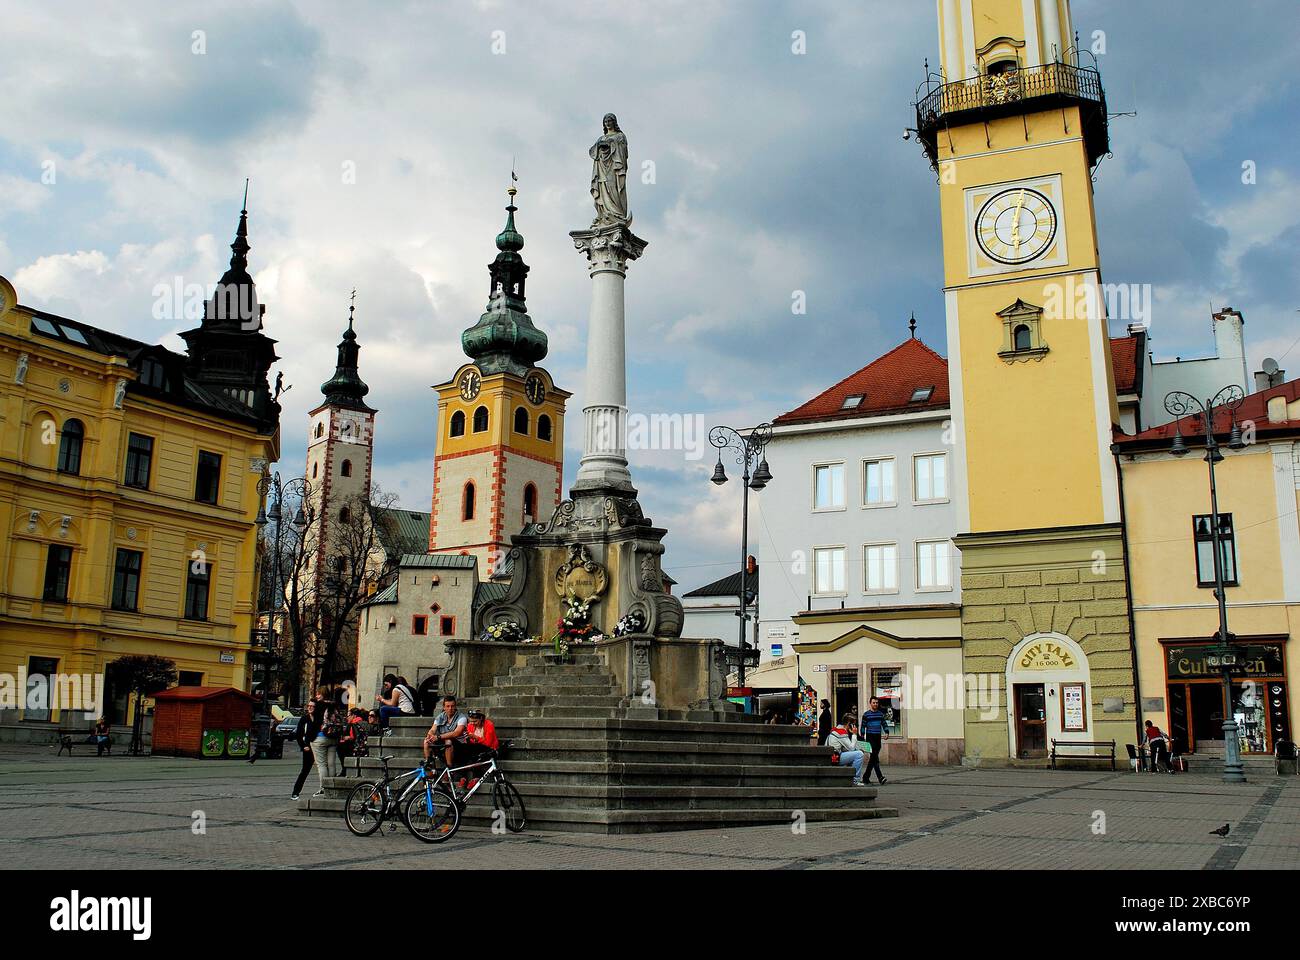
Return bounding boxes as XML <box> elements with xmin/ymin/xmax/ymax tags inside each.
<box><xmin>1166</xmin><ymin>385</ymin><xmax>1246</xmax><ymax>783</ymax></box>
<box><xmin>256</xmin><ymin>472</ymin><xmax>310</xmax><ymax>707</ymax></box>
<box><xmin>708</xmin><ymin>423</ymin><xmax>774</xmax><ymax>691</ymax></box>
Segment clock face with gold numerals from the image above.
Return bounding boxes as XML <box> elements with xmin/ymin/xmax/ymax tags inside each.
<box><xmin>458</xmin><ymin>369</ymin><xmax>481</xmax><ymax>402</ymax></box>
<box><xmin>975</xmin><ymin>187</ymin><xmax>1057</xmax><ymax>265</ymax></box>
<box><xmin>524</xmin><ymin>373</ymin><xmax>546</xmax><ymax>405</ymax></box>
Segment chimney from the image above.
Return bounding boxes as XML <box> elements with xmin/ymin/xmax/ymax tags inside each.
<box><xmin>1268</xmin><ymin>395</ymin><xmax>1287</xmax><ymax>424</ymax></box>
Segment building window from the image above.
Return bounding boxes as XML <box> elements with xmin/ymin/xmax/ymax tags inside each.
<box><xmin>537</xmin><ymin>414</ymin><xmax>553</xmax><ymax>441</ymax></box>
<box><xmin>909</xmin><ymin>386</ymin><xmax>934</xmax><ymax>403</ymax></box>
<box><xmin>184</xmin><ymin>559</ymin><xmax>211</xmax><ymax>620</ymax></box>
<box><xmin>997</xmin><ymin>299</ymin><xmax>1049</xmax><ymax>360</ymax></box>
<box><xmin>450</xmin><ymin>410</ymin><xmax>466</xmax><ymax>437</ymax></box>
<box><xmin>871</xmin><ymin>666</ymin><xmax>904</xmax><ymax>738</ymax></box>
<box><xmin>472</xmin><ymin>406</ymin><xmax>489</xmax><ymax>432</ymax></box>
<box><xmin>863</xmin><ymin>543</ymin><xmax>898</xmax><ymax>593</ymax></box>
<box><xmin>342</xmin><ymin>459</ymin><xmax>352</xmax><ymax>477</ymax></box>
<box><xmin>463</xmin><ymin>482</ymin><xmax>476</xmax><ymax>521</ymax></box>
<box><xmin>916</xmin><ymin>539</ymin><xmax>953</xmax><ymax>590</ymax></box>
<box><xmin>111</xmin><ymin>549</ymin><xmax>142</xmax><ymax>611</ymax></box>
<box><xmin>523</xmin><ymin>483</ymin><xmax>537</xmax><ymax>523</ymax></box>
<box><xmin>440</xmin><ymin>615</ymin><xmax>455</xmax><ymax>636</ymax></box>
<box><xmin>57</xmin><ymin>419</ymin><xmax>84</xmax><ymax>475</ymax></box>
<box><xmin>178</xmin><ymin>670</ymin><xmax>204</xmax><ymax>687</ymax></box>
<box><xmin>813</xmin><ymin>546</ymin><xmax>846</xmax><ymax>595</ymax></box>
<box><xmin>312</xmin><ymin>462</ymin><xmax>319</xmax><ymax>479</ymax></box>
<box><xmin>841</xmin><ymin>394</ymin><xmax>865</xmax><ymax>410</ymax></box>
<box><xmin>514</xmin><ymin>407</ymin><xmax>529</xmax><ymax>435</ymax></box>
<box><xmin>338</xmin><ymin>507</ymin><xmax>351</xmax><ymax>525</ymax></box>
<box><xmin>813</xmin><ymin>462</ymin><xmax>845</xmax><ymax>511</ymax></box>
<box><xmin>412</xmin><ymin>615</ymin><xmax>428</xmax><ymax>636</ymax></box>
<box><xmin>194</xmin><ymin>451</ymin><xmax>221</xmax><ymax>504</ymax></box>
<box><xmin>862</xmin><ymin>458</ymin><xmax>895</xmax><ymax>506</ymax></box>
<box><xmin>43</xmin><ymin>545</ymin><xmax>73</xmax><ymax>602</ymax></box>
<box><xmin>139</xmin><ymin>356</ymin><xmax>168</xmax><ymax>389</ymax></box>
<box><xmin>913</xmin><ymin>453</ymin><xmax>947</xmax><ymax>503</ymax></box>
<box><xmin>315</xmin><ymin>422</ymin><xmax>324</xmax><ymax>439</ymax></box>
<box><xmin>1194</xmin><ymin>514</ymin><xmax>1238</xmax><ymax>587</ymax></box>
<box><xmin>123</xmin><ymin>433</ymin><xmax>153</xmax><ymax>489</ymax></box>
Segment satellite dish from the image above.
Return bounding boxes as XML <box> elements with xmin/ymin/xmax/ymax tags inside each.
<box><xmin>1262</xmin><ymin>357</ymin><xmax>1280</xmax><ymax>375</ymax></box>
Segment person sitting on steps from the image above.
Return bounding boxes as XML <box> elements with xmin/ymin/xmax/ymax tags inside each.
<box><xmin>422</xmin><ymin>694</ymin><xmax>469</xmax><ymax>769</ymax></box>
<box><xmin>825</xmin><ymin>715</ymin><xmax>871</xmax><ymax>787</ymax></box>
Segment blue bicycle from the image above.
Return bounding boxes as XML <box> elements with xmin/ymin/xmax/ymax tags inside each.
<box><xmin>343</xmin><ymin>753</ymin><xmax>459</xmax><ymax>842</ymax></box>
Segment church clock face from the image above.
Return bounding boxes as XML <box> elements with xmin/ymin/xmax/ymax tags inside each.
<box><xmin>459</xmin><ymin>369</ymin><xmax>481</xmax><ymax>402</ymax></box>
<box><xmin>975</xmin><ymin>187</ymin><xmax>1057</xmax><ymax>265</ymax></box>
<box><xmin>524</xmin><ymin>373</ymin><xmax>546</xmax><ymax>406</ymax></box>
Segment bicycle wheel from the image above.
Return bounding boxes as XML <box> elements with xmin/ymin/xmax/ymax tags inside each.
<box><xmin>402</xmin><ymin>785</ymin><xmax>461</xmax><ymax>843</ymax></box>
<box><xmin>490</xmin><ymin>776</ymin><xmax>527</xmax><ymax>833</ymax></box>
<box><xmin>344</xmin><ymin>781</ymin><xmax>387</xmax><ymax>837</ymax></box>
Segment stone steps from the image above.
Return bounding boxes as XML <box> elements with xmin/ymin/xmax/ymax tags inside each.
<box><xmin>482</xmin><ymin>694</ymin><xmax>627</xmax><ymax>708</ymax></box>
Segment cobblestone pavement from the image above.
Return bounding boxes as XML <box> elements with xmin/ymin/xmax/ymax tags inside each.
<box><xmin>6</xmin><ymin>746</ymin><xmax>1298</xmax><ymax>869</ymax></box>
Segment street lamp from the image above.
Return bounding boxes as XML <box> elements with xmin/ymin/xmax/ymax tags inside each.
<box><xmin>257</xmin><ymin>472</ymin><xmax>311</xmax><ymax>708</ymax></box>
<box><xmin>1165</xmin><ymin>385</ymin><xmax>1246</xmax><ymax>783</ymax></box>
<box><xmin>708</xmin><ymin>422</ymin><xmax>774</xmax><ymax>691</ymax></box>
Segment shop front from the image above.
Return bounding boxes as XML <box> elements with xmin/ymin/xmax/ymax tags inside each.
<box><xmin>1163</xmin><ymin>638</ymin><xmax>1291</xmax><ymax>756</ymax></box>
<box><xmin>791</xmin><ymin>605</ymin><xmax>964</xmax><ymax>765</ymax></box>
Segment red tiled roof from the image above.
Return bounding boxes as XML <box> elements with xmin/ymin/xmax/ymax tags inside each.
<box><xmin>774</xmin><ymin>337</ymin><xmax>950</xmax><ymax>426</ymax></box>
<box><xmin>1110</xmin><ymin>335</ymin><xmax>1139</xmax><ymax>395</ymax></box>
<box><xmin>1114</xmin><ymin>379</ymin><xmax>1300</xmax><ymax>446</ymax></box>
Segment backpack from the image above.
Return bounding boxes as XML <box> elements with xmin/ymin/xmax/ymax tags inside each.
<box><xmin>318</xmin><ymin>705</ymin><xmax>345</xmax><ymax>740</ymax></box>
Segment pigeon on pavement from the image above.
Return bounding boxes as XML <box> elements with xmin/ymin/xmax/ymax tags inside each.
<box><xmin>1209</xmin><ymin>823</ymin><xmax>1230</xmax><ymax>837</ymax></box>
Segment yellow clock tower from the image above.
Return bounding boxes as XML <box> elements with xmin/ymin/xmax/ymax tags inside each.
<box><xmin>429</xmin><ymin>188</ymin><xmax>569</xmax><ymax>575</ymax></box>
<box><xmin>917</xmin><ymin>0</ymin><xmax>1136</xmax><ymax>762</ymax></box>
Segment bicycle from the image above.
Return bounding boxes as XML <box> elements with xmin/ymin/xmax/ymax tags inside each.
<box><xmin>406</xmin><ymin>743</ymin><xmax>526</xmax><ymax>835</ymax></box>
<box><xmin>343</xmin><ymin>751</ymin><xmax>459</xmax><ymax>843</ymax></box>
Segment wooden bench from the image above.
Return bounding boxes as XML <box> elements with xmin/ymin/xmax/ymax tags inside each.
<box><xmin>1050</xmin><ymin>739</ymin><xmax>1115</xmax><ymax>770</ymax></box>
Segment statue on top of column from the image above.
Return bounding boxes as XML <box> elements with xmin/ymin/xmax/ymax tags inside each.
<box><xmin>589</xmin><ymin>113</ymin><xmax>630</xmax><ymax>227</ymax></box>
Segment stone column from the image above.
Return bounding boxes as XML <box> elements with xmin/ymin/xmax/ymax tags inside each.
<box><xmin>569</xmin><ymin>223</ymin><xmax>646</xmax><ymax>499</ymax></box>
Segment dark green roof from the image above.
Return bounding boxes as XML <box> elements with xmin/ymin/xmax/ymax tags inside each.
<box><xmin>370</xmin><ymin>507</ymin><xmax>431</xmax><ymax>561</ymax></box>
<box><xmin>399</xmin><ymin>553</ymin><xmax>477</xmax><ymax>570</ymax></box>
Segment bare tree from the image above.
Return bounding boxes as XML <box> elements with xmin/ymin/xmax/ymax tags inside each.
<box><xmin>261</xmin><ymin>482</ymin><xmax>401</xmax><ymax>704</ymax></box>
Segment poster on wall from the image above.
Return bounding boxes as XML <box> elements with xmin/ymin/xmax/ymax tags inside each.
<box><xmin>1061</xmin><ymin>682</ymin><xmax>1087</xmax><ymax>732</ymax></box>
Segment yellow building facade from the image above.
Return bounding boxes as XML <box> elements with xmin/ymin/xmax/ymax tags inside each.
<box><xmin>1116</xmin><ymin>383</ymin><xmax>1300</xmax><ymax>757</ymax></box>
<box><xmin>0</xmin><ymin>208</ymin><xmax>280</xmax><ymax>737</ymax></box>
<box><xmin>919</xmin><ymin>0</ymin><xmax>1136</xmax><ymax>762</ymax></box>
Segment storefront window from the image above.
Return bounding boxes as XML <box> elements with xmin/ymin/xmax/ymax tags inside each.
<box><xmin>1233</xmin><ymin>682</ymin><xmax>1267</xmax><ymax>755</ymax></box>
<box><xmin>871</xmin><ymin>666</ymin><xmax>903</xmax><ymax>738</ymax></box>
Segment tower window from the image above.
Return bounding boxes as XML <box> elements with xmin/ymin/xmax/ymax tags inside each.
<box><xmin>987</xmin><ymin>58</ymin><xmax>1018</xmax><ymax>76</ymax></box>
<box><xmin>472</xmin><ymin>406</ymin><xmax>489</xmax><ymax>433</ymax></box>
<box><xmin>523</xmin><ymin>483</ymin><xmax>537</xmax><ymax>523</ymax></box>
<box><xmin>57</xmin><ymin>419</ymin><xmax>84</xmax><ymax>475</ymax></box>
<box><xmin>315</xmin><ymin>423</ymin><xmax>324</xmax><ymax>439</ymax></box>
<box><xmin>514</xmin><ymin>407</ymin><xmax>529</xmax><ymax>435</ymax></box>
<box><xmin>1013</xmin><ymin>324</ymin><xmax>1032</xmax><ymax>351</ymax></box>
<box><xmin>312</xmin><ymin>462</ymin><xmax>319</xmax><ymax>479</ymax></box>
<box><xmin>450</xmin><ymin>410</ymin><xmax>466</xmax><ymax>437</ymax></box>
<box><xmin>440</xmin><ymin>615</ymin><xmax>455</xmax><ymax>636</ymax></box>
<box><xmin>537</xmin><ymin>414</ymin><xmax>553</xmax><ymax>442</ymax></box>
<box><xmin>338</xmin><ymin>507</ymin><xmax>351</xmax><ymax>524</ymax></box>
<box><xmin>341</xmin><ymin>459</ymin><xmax>352</xmax><ymax>477</ymax></box>
<box><xmin>412</xmin><ymin>615</ymin><xmax>428</xmax><ymax>636</ymax></box>
<box><xmin>463</xmin><ymin>482</ymin><xmax>476</xmax><ymax>521</ymax></box>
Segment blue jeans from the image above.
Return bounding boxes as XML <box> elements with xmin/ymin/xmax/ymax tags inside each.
<box><xmin>837</xmin><ymin>749</ymin><xmax>865</xmax><ymax>782</ymax></box>
<box><xmin>378</xmin><ymin>705</ymin><xmax>403</xmax><ymax>727</ymax></box>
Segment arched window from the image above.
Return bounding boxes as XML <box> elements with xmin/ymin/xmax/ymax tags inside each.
<box><xmin>315</xmin><ymin>422</ymin><xmax>324</xmax><ymax>439</ymax></box>
<box><xmin>514</xmin><ymin>407</ymin><xmax>529</xmax><ymax>435</ymax></box>
<box><xmin>57</xmin><ymin>419</ymin><xmax>84</xmax><ymax>475</ymax></box>
<box><xmin>1013</xmin><ymin>324</ymin><xmax>1032</xmax><ymax>351</ymax></box>
<box><xmin>523</xmin><ymin>483</ymin><xmax>537</xmax><ymax>522</ymax></box>
<box><xmin>341</xmin><ymin>459</ymin><xmax>352</xmax><ymax>477</ymax></box>
<box><xmin>338</xmin><ymin>507</ymin><xmax>351</xmax><ymax>524</ymax></box>
<box><xmin>537</xmin><ymin>414</ymin><xmax>553</xmax><ymax>442</ymax></box>
<box><xmin>472</xmin><ymin>406</ymin><xmax>489</xmax><ymax>432</ymax></box>
<box><xmin>450</xmin><ymin>410</ymin><xmax>466</xmax><ymax>437</ymax></box>
<box><xmin>462</xmin><ymin>482</ymin><xmax>476</xmax><ymax>521</ymax></box>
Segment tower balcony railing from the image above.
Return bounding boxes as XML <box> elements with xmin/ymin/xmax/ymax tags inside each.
<box><xmin>914</xmin><ymin>60</ymin><xmax>1109</xmax><ymax>171</ymax></box>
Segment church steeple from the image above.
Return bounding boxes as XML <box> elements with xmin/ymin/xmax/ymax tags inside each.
<box><xmin>320</xmin><ymin>298</ymin><xmax>373</xmax><ymax>411</ymax></box>
<box><xmin>180</xmin><ymin>185</ymin><xmax>279</xmax><ymax>425</ymax></box>
<box><xmin>461</xmin><ymin>182</ymin><xmax>549</xmax><ymax>376</ymax></box>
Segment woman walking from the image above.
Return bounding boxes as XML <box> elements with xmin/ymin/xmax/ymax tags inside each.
<box><xmin>310</xmin><ymin>687</ymin><xmax>344</xmax><ymax>798</ymax></box>
<box><xmin>290</xmin><ymin>701</ymin><xmax>318</xmax><ymax>801</ymax></box>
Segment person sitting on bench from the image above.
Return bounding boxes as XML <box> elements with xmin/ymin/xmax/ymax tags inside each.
<box><xmin>82</xmin><ymin>718</ymin><xmax>111</xmax><ymax>757</ymax></box>
<box><xmin>1144</xmin><ymin>720</ymin><xmax>1171</xmax><ymax>773</ymax></box>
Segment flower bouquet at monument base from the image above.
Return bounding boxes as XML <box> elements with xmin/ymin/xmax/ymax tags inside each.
<box><xmin>552</xmin><ymin>595</ymin><xmax>604</xmax><ymax>656</ymax></box>
<box><xmin>482</xmin><ymin>620</ymin><xmax>526</xmax><ymax>643</ymax></box>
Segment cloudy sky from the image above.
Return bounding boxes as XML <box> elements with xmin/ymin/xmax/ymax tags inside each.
<box><xmin>2</xmin><ymin>1</ymin><xmax>1297</xmax><ymax>592</ymax></box>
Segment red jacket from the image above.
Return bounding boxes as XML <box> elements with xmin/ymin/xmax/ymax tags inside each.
<box><xmin>467</xmin><ymin>718</ymin><xmax>499</xmax><ymax>751</ymax></box>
